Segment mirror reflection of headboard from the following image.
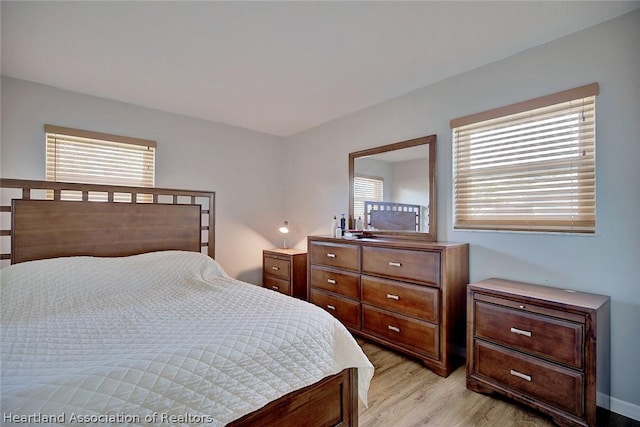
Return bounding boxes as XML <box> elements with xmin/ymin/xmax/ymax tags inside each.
<box><xmin>365</xmin><ymin>201</ymin><xmax>420</xmax><ymax>231</ymax></box>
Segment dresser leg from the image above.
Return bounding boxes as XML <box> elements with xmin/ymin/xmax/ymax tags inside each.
<box><xmin>422</xmin><ymin>362</ymin><xmax>447</xmax><ymax>378</ymax></box>
<box><xmin>423</xmin><ymin>361</ymin><xmax>454</xmax><ymax>378</ymax></box>
<box><xmin>466</xmin><ymin>378</ymin><xmax>497</xmax><ymax>396</ymax></box>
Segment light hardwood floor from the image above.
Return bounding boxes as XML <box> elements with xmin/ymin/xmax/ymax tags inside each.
<box><xmin>357</xmin><ymin>339</ymin><xmax>637</xmax><ymax>427</ymax></box>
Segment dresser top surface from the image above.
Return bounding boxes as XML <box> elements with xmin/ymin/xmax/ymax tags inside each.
<box><xmin>308</xmin><ymin>235</ymin><xmax>468</xmax><ymax>250</ymax></box>
<box><xmin>469</xmin><ymin>277</ymin><xmax>610</xmax><ymax>310</ymax></box>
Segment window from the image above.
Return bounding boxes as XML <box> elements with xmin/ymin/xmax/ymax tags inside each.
<box><xmin>451</xmin><ymin>83</ymin><xmax>598</xmax><ymax>234</ymax></box>
<box><xmin>353</xmin><ymin>175</ymin><xmax>384</xmax><ymax>221</ymax></box>
<box><xmin>45</xmin><ymin>125</ymin><xmax>156</xmax><ymax>201</ymax></box>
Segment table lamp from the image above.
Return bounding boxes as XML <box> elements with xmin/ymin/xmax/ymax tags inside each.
<box><xmin>279</xmin><ymin>220</ymin><xmax>289</xmax><ymax>248</ymax></box>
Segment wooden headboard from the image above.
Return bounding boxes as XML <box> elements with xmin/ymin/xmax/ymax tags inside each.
<box><xmin>0</xmin><ymin>179</ymin><xmax>215</xmax><ymax>264</ymax></box>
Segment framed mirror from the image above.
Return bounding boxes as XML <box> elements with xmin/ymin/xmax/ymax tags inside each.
<box><xmin>349</xmin><ymin>135</ymin><xmax>436</xmax><ymax>241</ymax></box>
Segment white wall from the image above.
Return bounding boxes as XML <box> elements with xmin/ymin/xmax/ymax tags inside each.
<box><xmin>285</xmin><ymin>10</ymin><xmax>640</xmax><ymax>419</ymax></box>
<box><xmin>0</xmin><ymin>77</ymin><xmax>286</xmax><ymax>284</ymax></box>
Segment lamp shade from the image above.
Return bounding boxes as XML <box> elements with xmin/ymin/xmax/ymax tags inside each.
<box><xmin>279</xmin><ymin>220</ymin><xmax>289</xmax><ymax>234</ymax></box>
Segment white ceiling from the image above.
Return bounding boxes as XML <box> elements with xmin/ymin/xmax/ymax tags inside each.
<box><xmin>2</xmin><ymin>1</ymin><xmax>638</xmax><ymax>137</ymax></box>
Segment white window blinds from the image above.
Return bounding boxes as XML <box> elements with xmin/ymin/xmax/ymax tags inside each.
<box><xmin>45</xmin><ymin>125</ymin><xmax>156</xmax><ymax>193</ymax></box>
<box><xmin>354</xmin><ymin>175</ymin><xmax>384</xmax><ymax>221</ymax></box>
<box><xmin>451</xmin><ymin>83</ymin><xmax>598</xmax><ymax>234</ymax></box>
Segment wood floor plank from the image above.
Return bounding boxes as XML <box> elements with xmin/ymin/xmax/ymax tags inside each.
<box><xmin>358</xmin><ymin>339</ymin><xmax>640</xmax><ymax>426</ymax></box>
<box><xmin>359</xmin><ymin>338</ymin><xmax>559</xmax><ymax>427</ymax></box>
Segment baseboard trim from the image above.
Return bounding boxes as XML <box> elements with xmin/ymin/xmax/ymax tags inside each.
<box><xmin>598</xmin><ymin>392</ymin><xmax>640</xmax><ymax>421</ymax></box>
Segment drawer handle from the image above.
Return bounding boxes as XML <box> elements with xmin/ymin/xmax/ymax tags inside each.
<box><xmin>327</xmin><ymin>304</ymin><xmax>336</xmax><ymax>311</ymax></box>
<box><xmin>327</xmin><ymin>253</ymin><xmax>337</xmax><ymax>258</ymax></box>
<box><xmin>271</xmin><ymin>286</ymin><xmax>279</xmax><ymax>291</ymax></box>
<box><xmin>386</xmin><ymin>294</ymin><xmax>400</xmax><ymax>300</ymax></box>
<box><xmin>387</xmin><ymin>325</ymin><xmax>401</xmax><ymax>333</ymax></box>
<box><xmin>271</xmin><ymin>266</ymin><xmax>280</xmax><ymax>271</ymax></box>
<box><xmin>327</xmin><ymin>278</ymin><xmax>336</xmax><ymax>284</ymax></box>
<box><xmin>510</xmin><ymin>327</ymin><xmax>532</xmax><ymax>337</ymax></box>
<box><xmin>388</xmin><ymin>261</ymin><xmax>402</xmax><ymax>267</ymax></box>
<box><xmin>510</xmin><ymin>369</ymin><xmax>532</xmax><ymax>382</ymax></box>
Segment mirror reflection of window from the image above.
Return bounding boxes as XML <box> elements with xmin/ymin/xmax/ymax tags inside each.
<box><xmin>354</xmin><ymin>175</ymin><xmax>383</xmax><ymax>223</ymax></box>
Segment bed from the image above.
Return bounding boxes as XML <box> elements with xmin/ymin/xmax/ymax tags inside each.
<box><xmin>0</xmin><ymin>179</ymin><xmax>374</xmax><ymax>426</ymax></box>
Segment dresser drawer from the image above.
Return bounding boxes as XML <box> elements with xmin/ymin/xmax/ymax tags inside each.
<box><xmin>362</xmin><ymin>246</ymin><xmax>440</xmax><ymax>285</ymax></box>
<box><xmin>263</xmin><ymin>275</ymin><xmax>291</xmax><ymax>295</ymax></box>
<box><xmin>363</xmin><ymin>305</ymin><xmax>438</xmax><ymax>359</ymax></box>
<box><xmin>362</xmin><ymin>275</ymin><xmax>438</xmax><ymax>323</ymax></box>
<box><xmin>263</xmin><ymin>256</ymin><xmax>290</xmax><ymax>280</ymax></box>
<box><xmin>310</xmin><ymin>266</ymin><xmax>360</xmax><ymax>299</ymax></box>
<box><xmin>474</xmin><ymin>340</ymin><xmax>584</xmax><ymax>417</ymax></box>
<box><xmin>309</xmin><ymin>242</ymin><xmax>360</xmax><ymax>272</ymax></box>
<box><xmin>475</xmin><ymin>301</ymin><xmax>584</xmax><ymax>369</ymax></box>
<box><xmin>310</xmin><ymin>289</ymin><xmax>361</xmax><ymax>330</ymax></box>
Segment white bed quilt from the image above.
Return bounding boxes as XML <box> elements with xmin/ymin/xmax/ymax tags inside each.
<box><xmin>1</xmin><ymin>251</ymin><xmax>374</xmax><ymax>425</ymax></box>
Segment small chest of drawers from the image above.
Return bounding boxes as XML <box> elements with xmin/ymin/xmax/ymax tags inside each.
<box><xmin>308</xmin><ymin>235</ymin><xmax>469</xmax><ymax>377</ymax></box>
<box><xmin>467</xmin><ymin>278</ymin><xmax>610</xmax><ymax>427</ymax></box>
<box><xmin>262</xmin><ymin>249</ymin><xmax>307</xmax><ymax>300</ymax></box>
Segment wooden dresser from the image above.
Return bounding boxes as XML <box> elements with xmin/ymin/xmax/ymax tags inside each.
<box><xmin>467</xmin><ymin>278</ymin><xmax>610</xmax><ymax>427</ymax></box>
<box><xmin>262</xmin><ymin>248</ymin><xmax>307</xmax><ymax>300</ymax></box>
<box><xmin>307</xmin><ymin>235</ymin><xmax>469</xmax><ymax>377</ymax></box>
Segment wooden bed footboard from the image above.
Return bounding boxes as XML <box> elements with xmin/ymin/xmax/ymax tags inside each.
<box><xmin>228</xmin><ymin>368</ymin><xmax>358</xmax><ymax>427</ymax></box>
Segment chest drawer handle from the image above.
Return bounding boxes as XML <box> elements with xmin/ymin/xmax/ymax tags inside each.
<box><xmin>327</xmin><ymin>279</ymin><xmax>336</xmax><ymax>284</ymax></box>
<box><xmin>327</xmin><ymin>304</ymin><xmax>336</xmax><ymax>311</ymax></box>
<box><xmin>386</xmin><ymin>294</ymin><xmax>400</xmax><ymax>300</ymax></box>
<box><xmin>387</xmin><ymin>325</ymin><xmax>401</xmax><ymax>333</ymax></box>
<box><xmin>510</xmin><ymin>369</ymin><xmax>532</xmax><ymax>382</ymax></box>
<box><xmin>326</xmin><ymin>253</ymin><xmax>337</xmax><ymax>258</ymax></box>
<box><xmin>271</xmin><ymin>266</ymin><xmax>280</xmax><ymax>271</ymax></box>
<box><xmin>271</xmin><ymin>286</ymin><xmax>279</xmax><ymax>291</ymax></box>
<box><xmin>388</xmin><ymin>261</ymin><xmax>402</xmax><ymax>267</ymax></box>
<box><xmin>510</xmin><ymin>327</ymin><xmax>532</xmax><ymax>337</ymax></box>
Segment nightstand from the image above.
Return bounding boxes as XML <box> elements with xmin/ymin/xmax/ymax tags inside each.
<box><xmin>467</xmin><ymin>278</ymin><xmax>610</xmax><ymax>427</ymax></box>
<box><xmin>262</xmin><ymin>248</ymin><xmax>307</xmax><ymax>300</ymax></box>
